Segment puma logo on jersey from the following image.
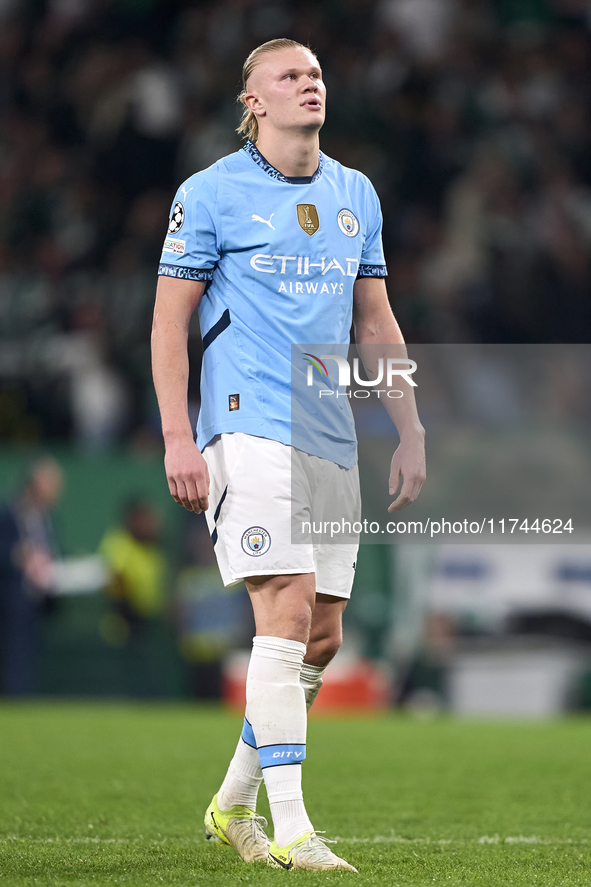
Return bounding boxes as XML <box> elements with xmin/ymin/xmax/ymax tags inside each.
<box><xmin>180</xmin><ymin>186</ymin><xmax>193</xmax><ymax>200</ymax></box>
<box><xmin>252</xmin><ymin>213</ymin><xmax>275</xmax><ymax>229</ymax></box>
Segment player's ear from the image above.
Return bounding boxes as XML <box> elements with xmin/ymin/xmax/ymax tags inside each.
<box><xmin>244</xmin><ymin>91</ymin><xmax>265</xmax><ymax>118</ymax></box>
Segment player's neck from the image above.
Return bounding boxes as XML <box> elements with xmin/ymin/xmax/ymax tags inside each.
<box><xmin>254</xmin><ymin>131</ymin><xmax>320</xmax><ymax>178</ymax></box>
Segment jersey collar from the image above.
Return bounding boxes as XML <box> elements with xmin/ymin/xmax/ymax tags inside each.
<box><xmin>243</xmin><ymin>140</ymin><xmax>324</xmax><ymax>184</ymax></box>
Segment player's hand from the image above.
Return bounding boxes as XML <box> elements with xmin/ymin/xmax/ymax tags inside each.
<box><xmin>388</xmin><ymin>433</ymin><xmax>426</xmax><ymax>512</ymax></box>
<box><xmin>164</xmin><ymin>438</ymin><xmax>210</xmax><ymax>513</ymax></box>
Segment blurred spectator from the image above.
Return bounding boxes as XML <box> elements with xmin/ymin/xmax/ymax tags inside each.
<box><xmin>0</xmin><ymin>456</ymin><xmax>63</xmax><ymax>694</ymax></box>
<box><xmin>1</xmin><ymin>0</ymin><xmax>591</xmax><ymax>443</ymax></box>
<box><xmin>174</xmin><ymin>518</ymin><xmax>252</xmax><ymax>699</ymax></box>
<box><xmin>49</xmin><ymin>301</ymin><xmax>130</xmax><ymax>449</ymax></box>
<box><xmin>100</xmin><ymin>498</ymin><xmax>166</xmax><ymax>625</ymax></box>
<box><xmin>99</xmin><ymin>498</ymin><xmax>168</xmax><ymax>696</ymax></box>
<box><xmin>379</xmin><ymin>0</ymin><xmax>459</xmax><ymax>64</ymax></box>
<box><xmin>397</xmin><ymin>611</ymin><xmax>456</xmax><ymax>712</ymax></box>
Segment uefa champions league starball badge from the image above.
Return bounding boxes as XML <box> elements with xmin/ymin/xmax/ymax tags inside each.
<box><xmin>337</xmin><ymin>208</ymin><xmax>359</xmax><ymax>237</ymax></box>
<box><xmin>168</xmin><ymin>201</ymin><xmax>185</xmax><ymax>234</ymax></box>
<box><xmin>241</xmin><ymin>527</ymin><xmax>271</xmax><ymax>557</ymax></box>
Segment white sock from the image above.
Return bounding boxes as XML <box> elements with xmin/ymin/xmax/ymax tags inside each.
<box><xmin>266</xmin><ymin>797</ymin><xmax>313</xmax><ymax>848</ymax></box>
<box><xmin>300</xmin><ymin>662</ymin><xmax>326</xmax><ymax>710</ymax></box>
<box><xmin>216</xmin><ymin>660</ymin><xmax>328</xmax><ymax>812</ymax></box>
<box><xmin>247</xmin><ymin>636</ymin><xmax>313</xmax><ymax>847</ymax></box>
<box><xmin>217</xmin><ymin>718</ymin><xmax>262</xmax><ymax>811</ymax></box>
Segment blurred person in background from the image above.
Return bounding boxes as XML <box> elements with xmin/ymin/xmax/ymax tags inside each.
<box><xmin>2</xmin><ymin>1</ymin><xmax>591</xmax><ymax>447</ymax></box>
<box><xmin>0</xmin><ymin>456</ymin><xmax>62</xmax><ymax>695</ymax></box>
<box><xmin>51</xmin><ymin>300</ymin><xmax>130</xmax><ymax>450</ymax></box>
<box><xmin>174</xmin><ymin>516</ymin><xmax>252</xmax><ymax>699</ymax></box>
<box><xmin>397</xmin><ymin>611</ymin><xmax>455</xmax><ymax>713</ymax></box>
<box><xmin>99</xmin><ymin>498</ymin><xmax>169</xmax><ymax>697</ymax></box>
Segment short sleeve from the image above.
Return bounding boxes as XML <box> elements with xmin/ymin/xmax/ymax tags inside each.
<box><xmin>357</xmin><ymin>179</ymin><xmax>387</xmax><ymax>279</ymax></box>
<box><xmin>158</xmin><ymin>175</ymin><xmax>220</xmax><ymax>281</ymax></box>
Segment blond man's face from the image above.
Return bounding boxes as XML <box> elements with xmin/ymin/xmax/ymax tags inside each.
<box><xmin>245</xmin><ymin>47</ymin><xmax>326</xmax><ymax>137</ymax></box>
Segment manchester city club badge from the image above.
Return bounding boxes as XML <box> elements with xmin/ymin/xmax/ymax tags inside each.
<box><xmin>337</xmin><ymin>208</ymin><xmax>359</xmax><ymax>237</ymax></box>
<box><xmin>297</xmin><ymin>204</ymin><xmax>320</xmax><ymax>236</ymax></box>
<box><xmin>241</xmin><ymin>526</ymin><xmax>271</xmax><ymax>557</ymax></box>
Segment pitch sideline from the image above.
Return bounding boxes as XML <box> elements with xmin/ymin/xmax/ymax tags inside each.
<box><xmin>1</xmin><ymin>835</ymin><xmax>588</xmax><ymax>846</ymax></box>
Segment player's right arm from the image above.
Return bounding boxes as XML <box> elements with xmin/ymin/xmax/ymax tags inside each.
<box><xmin>151</xmin><ymin>275</ymin><xmax>209</xmax><ymax>513</ymax></box>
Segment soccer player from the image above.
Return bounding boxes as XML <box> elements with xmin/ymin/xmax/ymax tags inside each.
<box><xmin>151</xmin><ymin>38</ymin><xmax>426</xmax><ymax>872</ymax></box>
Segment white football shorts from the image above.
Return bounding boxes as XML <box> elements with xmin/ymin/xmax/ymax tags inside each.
<box><xmin>202</xmin><ymin>432</ymin><xmax>360</xmax><ymax>599</ymax></box>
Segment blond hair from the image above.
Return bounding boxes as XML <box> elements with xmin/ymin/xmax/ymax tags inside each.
<box><xmin>237</xmin><ymin>38</ymin><xmax>316</xmax><ymax>142</ymax></box>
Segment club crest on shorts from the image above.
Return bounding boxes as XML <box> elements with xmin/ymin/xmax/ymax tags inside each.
<box><xmin>297</xmin><ymin>204</ymin><xmax>319</xmax><ymax>236</ymax></box>
<box><xmin>337</xmin><ymin>208</ymin><xmax>359</xmax><ymax>237</ymax></box>
<box><xmin>241</xmin><ymin>526</ymin><xmax>271</xmax><ymax>557</ymax></box>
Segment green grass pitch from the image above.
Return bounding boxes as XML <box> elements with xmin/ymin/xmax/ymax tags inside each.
<box><xmin>1</xmin><ymin>703</ymin><xmax>590</xmax><ymax>886</ymax></box>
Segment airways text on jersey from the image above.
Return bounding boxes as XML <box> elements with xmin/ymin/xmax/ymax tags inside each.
<box><xmin>250</xmin><ymin>253</ymin><xmax>360</xmax><ymax>295</ymax></box>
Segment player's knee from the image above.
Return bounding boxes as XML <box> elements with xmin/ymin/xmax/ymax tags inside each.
<box><xmin>296</xmin><ymin>606</ymin><xmax>314</xmax><ymax>634</ymax></box>
<box><xmin>279</xmin><ymin>603</ymin><xmax>313</xmax><ymax>644</ymax></box>
<box><xmin>323</xmin><ymin>633</ymin><xmax>342</xmax><ymax>663</ymax></box>
<box><xmin>309</xmin><ymin>630</ymin><xmax>342</xmax><ymax>666</ymax></box>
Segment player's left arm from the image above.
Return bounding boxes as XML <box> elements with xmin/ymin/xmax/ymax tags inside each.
<box><xmin>353</xmin><ymin>276</ymin><xmax>426</xmax><ymax>511</ymax></box>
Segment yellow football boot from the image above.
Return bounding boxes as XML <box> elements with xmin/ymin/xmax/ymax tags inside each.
<box><xmin>268</xmin><ymin>830</ymin><xmax>358</xmax><ymax>872</ymax></box>
<box><xmin>204</xmin><ymin>793</ymin><xmax>270</xmax><ymax>863</ymax></box>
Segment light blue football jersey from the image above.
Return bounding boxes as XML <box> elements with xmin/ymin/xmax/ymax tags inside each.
<box><xmin>158</xmin><ymin>140</ymin><xmax>387</xmax><ymax>469</ymax></box>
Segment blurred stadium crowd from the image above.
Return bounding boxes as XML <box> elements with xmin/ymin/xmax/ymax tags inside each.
<box><xmin>1</xmin><ymin>0</ymin><xmax>591</xmax><ymax>447</ymax></box>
